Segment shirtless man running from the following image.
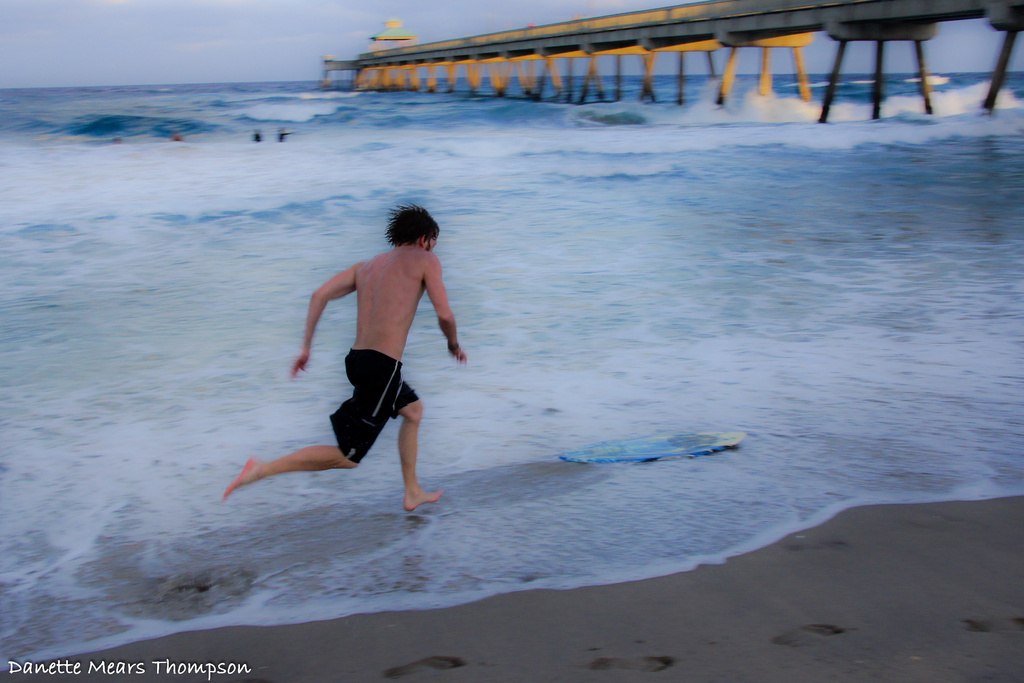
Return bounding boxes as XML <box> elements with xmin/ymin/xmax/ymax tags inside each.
<box><xmin>223</xmin><ymin>204</ymin><xmax>466</xmax><ymax>511</ymax></box>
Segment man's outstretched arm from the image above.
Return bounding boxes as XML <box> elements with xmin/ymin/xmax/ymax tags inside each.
<box><xmin>291</xmin><ymin>263</ymin><xmax>361</xmax><ymax>377</ymax></box>
<box><xmin>423</xmin><ymin>255</ymin><xmax>467</xmax><ymax>364</ymax></box>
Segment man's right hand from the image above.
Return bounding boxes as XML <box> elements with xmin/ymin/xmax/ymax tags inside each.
<box><xmin>449</xmin><ymin>344</ymin><xmax>467</xmax><ymax>366</ymax></box>
<box><xmin>291</xmin><ymin>349</ymin><xmax>311</xmax><ymax>378</ymax></box>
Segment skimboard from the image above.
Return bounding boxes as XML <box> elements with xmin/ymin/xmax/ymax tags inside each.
<box><xmin>559</xmin><ymin>431</ymin><xmax>746</xmax><ymax>464</ymax></box>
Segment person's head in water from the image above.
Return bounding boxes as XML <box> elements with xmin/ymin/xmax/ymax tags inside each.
<box><xmin>386</xmin><ymin>204</ymin><xmax>439</xmax><ymax>249</ymax></box>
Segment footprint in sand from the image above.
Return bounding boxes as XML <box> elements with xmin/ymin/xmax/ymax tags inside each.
<box><xmin>772</xmin><ymin>623</ymin><xmax>848</xmax><ymax>647</ymax></box>
<box><xmin>384</xmin><ymin>656</ymin><xmax>466</xmax><ymax>679</ymax></box>
<box><xmin>962</xmin><ymin>617</ymin><xmax>1024</xmax><ymax>633</ymax></box>
<box><xmin>587</xmin><ymin>656</ymin><xmax>675</xmax><ymax>672</ymax></box>
<box><xmin>784</xmin><ymin>539</ymin><xmax>849</xmax><ymax>552</ymax></box>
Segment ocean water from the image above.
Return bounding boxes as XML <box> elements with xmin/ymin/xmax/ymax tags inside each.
<box><xmin>2</xmin><ymin>72</ymin><xmax>1023</xmax><ymax>661</ymax></box>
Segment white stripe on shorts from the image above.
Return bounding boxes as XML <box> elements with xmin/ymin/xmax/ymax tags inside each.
<box><xmin>372</xmin><ymin>361</ymin><xmax>400</xmax><ymax>418</ymax></box>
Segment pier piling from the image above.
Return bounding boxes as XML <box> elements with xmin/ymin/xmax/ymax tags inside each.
<box><xmin>565</xmin><ymin>57</ymin><xmax>574</xmax><ymax>102</ymax></box>
<box><xmin>717</xmin><ymin>47</ymin><xmax>739</xmax><ymax>105</ymax></box>
<box><xmin>677</xmin><ymin>52</ymin><xmax>686</xmax><ymax>105</ymax></box>
<box><xmin>759</xmin><ymin>47</ymin><xmax>772</xmax><ymax>96</ymax></box>
<box><xmin>535</xmin><ymin>60</ymin><xmax>548</xmax><ymax>100</ymax></box>
<box><xmin>792</xmin><ymin>47</ymin><xmax>811</xmax><ymax>101</ymax></box>
<box><xmin>819</xmin><ymin>40</ymin><xmax>847</xmax><ymax>123</ymax></box>
<box><xmin>914</xmin><ymin>41</ymin><xmax>934</xmax><ymax>115</ymax></box>
<box><xmin>445</xmin><ymin>63</ymin><xmax>457</xmax><ymax>93</ymax></box>
<box><xmin>549</xmin><ymin>57</ymin><xmax>564</xmax><ymax>99</ymax></box>
<box><xmin>641</xmin><ymin>52</ymin><xmax>658</xmax><ymax>102</ymax></box>
<box><xmin>985</xmin><ymin>2</ymin><xmax>1024</xmax><ymax>114</ymax></box>
<box><xmin>616</xmin><ymin>55</ymin><xmax>623</xmax><ymax>101</ymax></box>
<box><xmin>578</xmin><ymin>55</ymin><xmax>607</xmax><ymax>104</ymax></box>
<box><xmin>984</xmin><ymin>29</ymin><xmax>1019</xmax><ymax>113</ymax></box>
<box><xmin>873</xmin><ymin>40</ymin><xmax>885</xmax><ymax>120</ymax></box>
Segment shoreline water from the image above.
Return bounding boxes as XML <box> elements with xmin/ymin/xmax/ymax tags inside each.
<box><xmin>10</xmin><ymin>494</ymin><xmax>1024</xmax><ymax>682</ymax></box>
<box><xmin>2</xmin><ymin>77</ymin><xmax>1023</xmax><ymax>665</ymax></box>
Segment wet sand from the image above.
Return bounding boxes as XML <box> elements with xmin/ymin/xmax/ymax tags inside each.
<box><xmin>13</xmin><ymin>495</ymin><xmax>1024</xmax><ymax>682</ymax></box>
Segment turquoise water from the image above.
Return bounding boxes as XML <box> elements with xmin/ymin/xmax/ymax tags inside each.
<box><xmin>2</xmin><ymin>73</ymin><xmax>1023</xmax><ymax>660</ymax></box>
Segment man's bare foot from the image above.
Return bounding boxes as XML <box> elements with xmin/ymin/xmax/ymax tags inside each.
<box><xmin>403</xmin><ymin>489</ymin><xmax>443</xmax><ymax>512</ymax></box>
<box><xmin>222</xmin><ymin>458</ymin><xmax>262</xmax><ymax>500</ymax></box>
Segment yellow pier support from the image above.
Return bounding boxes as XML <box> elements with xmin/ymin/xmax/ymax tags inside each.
<box><xmin>715</xmin><ymin>33</ymin><xmax>814</xmax><ymax>105</ymax></box>
<box><xmin>511</xmin><ymin>55</ymin><xmax>542</xmax><ymax>97</ymax></box>
<box><xmin>482</xmin><ymin>58</ymin><xmax>512</xmax><ymax>97</ymax></box>
<box><xmin>464</xmin><ymin>61</ymin><xmax>483</xmax><ymax>94</ymax></box>
<box><xmin>578</xmin><ymin>55</ymin><xmax>607</xmax><ymax>103</ymax></box>
<box><xmin>406</xmin><ymin>66</ymin><xmax>421</xmax><ymax>92</ymax></box>
<box><xmin>518</xmin><ymin>61</ymin><xmax>535</xmax><ymax>96</ymax></box>
<box><xmin>575</xmin><ymin>40</ymin><xmax>720</xmax><ymax>104</ymax></box>
<box><xmin>535</xmin><ymin>55</ymin><xmax>566</xmax><ymax>101</ymax></box>
<box><xmin>760</xmin><ymin>48</ymin><xmax>772</xmax><ymax>96</ymax></box>
<box><xmin>534</xmin><ymin>60</ymin><xmax>548</xmax><ymax>100</ymax></box>
<box><xmin>426</xmin><ymin>64</ymin><xmax>438</xmax><ymax>93</ymax></box>
<box><xmin>551</xmin><ymin>51</ymin><xmax>588</xmax><ymax>102</ymax></box>
<box><xmin>444</xmin><ymin>62</ymin><xmax>458</xmax><ymax>93</ymax></box>
<box><xmin>361</xmin><ymin>68</ymin><xmax>377</xmax><ymax>90</ymax></box>
<box><xmin>380</xmin><ymin>66</ymin><xmax>394</xmax><ymax>90</ymax></box>
<box><xmin>640</xmin><ymin>52</ymin><xmax>658</xmax><ymax>102</ymax></box>
<box><xmin>791</xmin><ymin>47</ymin><xmax>812</xmax><ymax>101</ymax></box>
<box><xmin>717</xmin><ymin>48</ymin><xmax>739</xmax><ymax>105</ymax></box>
<box><xmin>549</xmin><ymin>57</ymin><xmax>565</xmax><ymax>98</ymax></box>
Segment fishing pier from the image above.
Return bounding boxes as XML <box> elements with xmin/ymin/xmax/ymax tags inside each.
<box><xmin>323</xmin><ymin>0</ymin><xmax>1024</xmax><ymax>121</ymax></box>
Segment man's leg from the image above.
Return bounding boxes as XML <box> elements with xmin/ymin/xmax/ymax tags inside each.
<box><xmin>223</xmin><ymin>445</ymin><xmax>357</xmax><ymax>500</ymax></box>
<box><xmin>397</xmin><ymin>400</ymin><xmax>442</xmax><ymax>512</ymax></box>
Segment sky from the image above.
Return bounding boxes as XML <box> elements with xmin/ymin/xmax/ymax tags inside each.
<box><xmin>1</xmin><ymin>0</ymin><xmax>1022</xmax><ymax>88</ymax></box>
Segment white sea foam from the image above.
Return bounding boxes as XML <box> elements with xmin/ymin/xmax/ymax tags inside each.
<box><xmin>906</xmin><ymin>74</ymin><xmax>951</xmax><ymax>86</ymax></box>
<box><xmin>237</xmin><ymin>101</ymin><xmax>343</xmax><ymax>122</ymax></box>
<box><xmin>566</xmin><ymin>81</ymin><xmax>1023</xmax><ymax>149</ymax></box>
<box><xmin>298</xmin><ymin>91</ymin><xmax>360</xmax><ymax>100</ymax></box>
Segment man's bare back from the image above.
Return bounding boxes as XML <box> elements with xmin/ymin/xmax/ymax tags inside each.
<box><xmin>352</xmin><ymin>242</ymin><xmax>452</xmax><ymax>362</ymax></box>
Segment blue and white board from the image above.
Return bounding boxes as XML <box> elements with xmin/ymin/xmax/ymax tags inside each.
<box><xmin>559</xmin><ymin>432</ymin><xmax>746</xmax><ymax>464</ymax></box>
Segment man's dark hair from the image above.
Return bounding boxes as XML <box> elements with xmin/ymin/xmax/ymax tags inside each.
<box><xmin>386</xmin><ymin>204</ymin><xmax>440</xmax><ymax>246</ymax></box>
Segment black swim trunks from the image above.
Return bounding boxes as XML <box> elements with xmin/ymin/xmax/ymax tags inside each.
<box><xmin>330</xmin><ymin>349</ymin><xmax>419</xmax><ymax>463</ymax></box>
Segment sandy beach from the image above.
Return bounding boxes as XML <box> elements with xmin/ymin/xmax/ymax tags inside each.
<box><xmin>10</xmin><ymin>494</ymin><xmax>1023</xmax><ymax>682</ymax></box>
